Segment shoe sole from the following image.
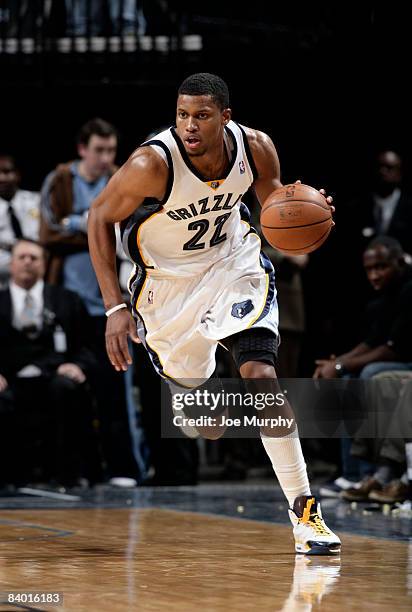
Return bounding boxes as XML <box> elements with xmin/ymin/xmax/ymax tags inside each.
<box><xmin>295</xmin><ymin>542</ymin><xmax>341</xmax><ymax>555</ymax></box>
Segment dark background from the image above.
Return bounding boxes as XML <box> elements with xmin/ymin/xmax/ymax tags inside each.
<box><xmin>1</xmin><ymin>3</ymin><xmax>411</xmax><ymax>195</ymax></box>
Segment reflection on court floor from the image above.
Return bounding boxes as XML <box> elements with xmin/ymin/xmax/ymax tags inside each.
<box><xmin>0</xmin><ymin>486</ymin><xmax>411</xmax><ymax>610</ymax></box>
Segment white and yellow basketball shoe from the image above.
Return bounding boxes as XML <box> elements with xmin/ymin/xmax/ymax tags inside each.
<box><xmin>289</xmin><ymin>495</ymin><xmax>341</xmax><ymax>555</ymax></box>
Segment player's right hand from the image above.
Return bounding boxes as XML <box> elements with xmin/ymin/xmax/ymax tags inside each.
<box><xmin>105</xmin><ymin>310</ymin><xmax>140</xmax><ymax>371</ymax></box>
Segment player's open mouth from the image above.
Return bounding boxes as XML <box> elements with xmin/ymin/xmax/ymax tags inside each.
<box><xmin>185</xmin><ymin>136</ymin><xmax>201</xmax><ymax>149</ymax></box>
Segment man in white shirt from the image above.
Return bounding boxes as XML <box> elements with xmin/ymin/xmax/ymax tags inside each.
<box><xmin>0</xmin><ymin>155</ymin><xmax>40</xmax><ymax>287</ymax></box>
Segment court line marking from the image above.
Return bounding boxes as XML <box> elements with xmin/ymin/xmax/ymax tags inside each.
<box><xmin>0</xmin><ymin>517</ymin><xmax>74</xmax><ymax>542</ymax></box>
<box><xmin>17</xmin><ymin>488</ymin><xmax>81</xmax><ymax>502</ymax></box>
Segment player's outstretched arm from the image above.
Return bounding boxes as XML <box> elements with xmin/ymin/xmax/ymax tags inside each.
<box><xmin>88</xmin><ymin>147</ymin><xmax>168</xmax><ymax>371</ymax></box>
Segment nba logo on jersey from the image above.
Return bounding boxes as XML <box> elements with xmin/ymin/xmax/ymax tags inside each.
<box><xmin>239</xmin><ymin>160</ymin><xmax>245</xmax><ymax>174</ymax></box>
<box><xmin>210</xmin><ymin>181</ymin><xmax>220</xmax><ymax>189</ymax></box>
<box><xmin>148</xmin><ymin>290</ymin><xmax>154</xmax><ymax>304</ymax></box>
<box><xmin>231</xmin><ymin>299</ymin><xmax>254</xmax><ymax>319</ymax></box>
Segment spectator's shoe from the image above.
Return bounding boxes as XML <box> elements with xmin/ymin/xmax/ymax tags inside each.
<box><xmin>369</xmin><ymin>480</ymin><xmax>409</xmax><ymax>503</ymax></box>
<box><xmin>108</xmin><ymin>477</ymin><xmax>137</xmax><ymax>488</ymax></box>
<box><xmin>341</xmin><ymin>476</ymin><xmax>381</xmax><ymax>501</ymax></box>
<box><xmin>319</xmin><ymin>476</ymin><xmax>359</xmax><ymax>498</ymax></box>
<box><xmin>392</xmin><ymin>499</ymin><xmax>412</xmax><ymax>516</ymax></box>
<box><xmin>289</xmin><ymin>495</ymin><xmax>341</xmax><ymax>555</ymax></box>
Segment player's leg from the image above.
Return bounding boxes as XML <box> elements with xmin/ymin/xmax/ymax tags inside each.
<box><xmin>227</xmin><ymin>328</ymin><xmax>341</xmax><ymax>555</ymax></box>
<box><xmin>168</xmin><ymin>375</ymin><xmax>229</xmax><ymax>440</ymax></box>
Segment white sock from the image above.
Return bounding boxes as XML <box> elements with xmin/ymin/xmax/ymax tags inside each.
<box><xmin>261</xmin><ymin>430</ymin><xmax>311</xmax><ymax>508</ymax></box>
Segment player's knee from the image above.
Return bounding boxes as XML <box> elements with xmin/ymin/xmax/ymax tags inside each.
<box><xmin>197</xmin><ymin>425</ymin><xmax>226</xmax><ymax>440</ymax></box>
<box><xmin>239</xmin><ymin>360</ymin><xmax>275</xmax><ymax>380</ymax></box>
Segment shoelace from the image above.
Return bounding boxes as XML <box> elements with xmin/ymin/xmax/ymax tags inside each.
<box><xmin>305</xmin><ymin>514</ymin><xmax>331</xmax><ymax>536</ymax></box>
<box><xmin>299</xmin><ymin>498</ymin><xmax>332</xmax><ymax>535</ymax></box>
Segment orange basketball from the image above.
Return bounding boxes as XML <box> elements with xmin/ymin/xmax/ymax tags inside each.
<box><xmin>260</xmin><ymin>183</ymin><xmax>333</xmax><ymax>255</ymax></box>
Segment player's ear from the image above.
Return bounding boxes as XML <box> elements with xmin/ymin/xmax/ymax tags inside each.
<box><xmin>222</xmin><ymin>108</ymin><xmax>232</xmax><ymax>125</ymax></box>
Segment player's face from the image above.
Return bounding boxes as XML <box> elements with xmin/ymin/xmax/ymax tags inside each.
<box><xmin>175</xmin><ymin>95</ymin><xmax>231</xmax><ymax>157</ymax></box>
<box><xmin>363</xmin><ymin>245</ymin><xmax>402</xmax><ymax>291</ymax></box>
<box><xmin>78</xmin><ymin>135</ymin><xmax>117</xmax><ymax>178</ymax></box>
<box><xmin>0</xmin><ymin>157</ymin><xmax>20</xmax><ymax>201</ymax></box>
<box><xmin>10</xmin><ymin>241</ymin><xmax>45</xmax><ymax>289</ymax></box>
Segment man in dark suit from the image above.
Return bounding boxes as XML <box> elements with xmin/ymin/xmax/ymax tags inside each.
<box><xmin>0</xmin><ymin>238</ymin><xmax>98</xmax><ymax>488</ymax></box>
<box><xmin>351</xmin><ymin>150</ymin><xmax>412</xmax><ymax>255</ymax></box>
<box><xmin>318</xmin><ymin>149</ymin><xmax>412</xmax><ymax>354</ymax></box>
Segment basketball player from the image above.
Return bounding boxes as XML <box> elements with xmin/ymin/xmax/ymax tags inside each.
<box><xmin>88</xmin><ymin>73</ymin><xmax>341</xmax><ymax>555</ymax></box>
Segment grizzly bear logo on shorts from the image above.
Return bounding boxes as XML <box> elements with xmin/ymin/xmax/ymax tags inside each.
<box><xmin>231</xmin><ymin>299</ymin><xmax>254</xmax><ymax>319</ymax></box>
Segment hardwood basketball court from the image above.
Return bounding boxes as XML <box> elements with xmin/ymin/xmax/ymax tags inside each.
<box><xmin>0</xmin><ymin>486</ymin><xmax>411</xmax><ymax>610</ymax></box>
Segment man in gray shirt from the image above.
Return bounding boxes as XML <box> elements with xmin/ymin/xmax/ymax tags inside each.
<box><xmin>40</xmin><ymin>118</ymin><xmax>140</xmax><ymax>486</ymax></box>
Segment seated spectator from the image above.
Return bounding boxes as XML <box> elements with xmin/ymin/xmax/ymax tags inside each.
<box><xmin>40</xmin><ymin>118</ymin><xmax>140</xmax><ymax>487</ymax></box>
<box><xmin>325</xmin><ymin>149</ymin><xmax>412</xmax><ymax>355</ymax></box>
<box><xmin>315</xmin><ymin>236</ymin><xmax>412</xmax><ymax>497</ymax></box>
<box><xmin>339</xmin><ymin>371</ymin><xmax>412</xmax><ymax>503</ymax></box>
<box><xmin>0</xmin><ymin>239</ymin><xmax>98</xmax><ymax>488</ymax></box>
<box><xmin>0</xmin><ymin>154</ymin><xmax>40</xmax><ymax>287</ymax></box>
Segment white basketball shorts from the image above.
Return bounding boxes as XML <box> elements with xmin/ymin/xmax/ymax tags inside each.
<box><xmin>132</xmin><ymin>232</ymin><xmax>279</xmax><ymax>382</ymax></box>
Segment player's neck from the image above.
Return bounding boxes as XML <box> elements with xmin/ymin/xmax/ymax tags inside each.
<box><xmin>191</xmin><ymin>144</ymin><xmax>229</xmax><ymax>181</ymax></box>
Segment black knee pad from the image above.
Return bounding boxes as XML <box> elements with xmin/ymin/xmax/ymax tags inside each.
<box><xmin>222</xmin><ymin>328</ymin><xmax>279</xmax><ymax>371</ymax></box>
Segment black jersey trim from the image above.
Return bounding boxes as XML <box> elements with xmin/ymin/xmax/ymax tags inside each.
<box><xmin>255</xmin><ymin>251</ymin><xmax>276</xmax><ymax>324</ymax></box>
<box><xmin>120</xmin><ymin>200</ymin><xmax>161</xmax><ymax>270</ymax></box>
<box><xmin>170</xmin><ymin>125</ymin><xmax>238</xmax><ymax>182</ymax></box>
<box><xmin>140</xmin><ymin>139</ymin><xmax>174</xmax><ymax>205</ymax></box>
<box><xmin>239</xmin><ymin>201</ymin><xmax>251</xmax><ymax>224</ymax></box>
<box><xmin>129</xmin><ymin>266</ymin><xmax>146</xmax><ymax>315</ymax></box>
<box><xmin>239</xmin><ymin>201</ymin><xmax>260</xmax><ymax>238</ymax></box>
<box><xmin>130</xmin><ymin>278</ymin><xmax>174</xmax><ymax>379</ymax></box>
<box><xmin>237</xmin><ymin>123</ymin><xmax>258</xmax><ymax>182</ymax></box>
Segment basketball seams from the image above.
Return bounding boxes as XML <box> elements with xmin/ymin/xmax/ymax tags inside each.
<box><xmin>261</xmin><ymin>217</ymin><xmax>331</xmax><ymax>230</ymax></box>
<box><xmin>271</xmin><ymin>225</ymin><xmax>332</xmax><ymax>253</ymax></box>
<box><xmin>262</xmin><ymin>198</ymin><xmax>330</xmax><ymax>211</ymax></box>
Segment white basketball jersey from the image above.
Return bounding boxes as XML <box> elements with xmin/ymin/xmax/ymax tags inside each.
<box><xmin>121</xmin><ymin>121</ymin><xmax>257</xmax><ymax>277</ymax></box>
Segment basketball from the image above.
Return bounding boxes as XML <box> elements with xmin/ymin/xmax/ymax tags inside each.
<box><xmin>260</xmin><ymin>183</ymin><xmax>333</xmax><ymax>255</ymax></box>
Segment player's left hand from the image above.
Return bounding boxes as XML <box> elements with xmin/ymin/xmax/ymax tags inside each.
<box><xmin>319</xmin><ymin>188</ymin><xmax>335</xmax><ymax>216</ymax></box>
<box><xmin>294</xmin><ymin>179</ymin><xmax>335</xmax><ymax>219</ymax></box>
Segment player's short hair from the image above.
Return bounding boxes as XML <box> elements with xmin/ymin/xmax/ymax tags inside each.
<box><xmin>366</xmin><ymin>235</ymin><xmax>404</xmax><ymax>260</ymax></box>
<box><xmin>178</xmin><ymin>73</ymin><xmax>230</xmax><ymax>110</ymax></box>
<box><xmin>77</xmin><ymin>118</ymin><xmax>118</xmax><ymax>146</ymax></box>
